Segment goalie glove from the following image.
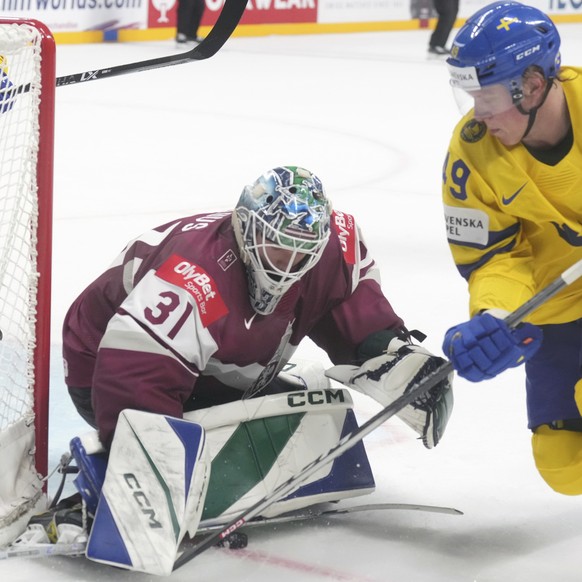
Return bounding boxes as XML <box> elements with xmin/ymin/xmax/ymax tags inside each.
<box><xmin>326</xmin><ymin>339</ymin><xmax>454</xmax><ymax>448</ymax></box>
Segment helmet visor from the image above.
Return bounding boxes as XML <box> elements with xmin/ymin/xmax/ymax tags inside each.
<box><xmin>448</xmin><ymin>63</ymin><xmax>523</xmax><ymax>117</ymax></box>
<box><xmin>452</xmin><ymin>83</ymin><xmax>520</xmax><ymax>117</ymax></box>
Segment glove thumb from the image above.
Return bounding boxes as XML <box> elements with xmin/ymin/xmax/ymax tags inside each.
<box><xmin>325</xmin><ymin>365</ymin><xmax>359</xmax><ymax>385</ymax></box>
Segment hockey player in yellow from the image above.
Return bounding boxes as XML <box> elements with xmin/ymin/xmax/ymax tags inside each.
<box><xmin>441</xmin><ymin>1</ymin><xmax>582</xmax><ymax>494</ymax></box>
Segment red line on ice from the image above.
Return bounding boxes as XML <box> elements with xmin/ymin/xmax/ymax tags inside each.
<box><xmin>230</xmin><ymin>549</ymin><xmax>378</xmax><ymax>581</ymax></box>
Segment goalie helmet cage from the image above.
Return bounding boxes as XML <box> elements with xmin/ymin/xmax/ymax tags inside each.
<box><xmin>0</xmin><ymin>18</ymin><xmax>55</xmax><ymax>546</ymax></box>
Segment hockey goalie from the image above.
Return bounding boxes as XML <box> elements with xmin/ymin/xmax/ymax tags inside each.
<box><xmin>11</xmin><ymin>166</ymin><xmax>453</xmax><ymax>575</ymax></box>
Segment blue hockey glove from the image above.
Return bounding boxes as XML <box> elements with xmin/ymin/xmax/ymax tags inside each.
<box><xmin>442</xmin><ymin>312</ymin><xmax>542</xmax><ymax>382</ymax></box>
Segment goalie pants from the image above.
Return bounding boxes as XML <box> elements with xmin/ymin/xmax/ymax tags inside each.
<box><xmin>68</xmin><ymin>386</ymin><xmax>96</xmax><ymax>428</ymax></box>
<box><xmin>525</xmin><ymin>319</ymin><xmax>582</xmax><ymax>494</ymax></box>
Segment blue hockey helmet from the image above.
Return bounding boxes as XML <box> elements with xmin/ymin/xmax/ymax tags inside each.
<box><xmin>446</xmin><ymin>2</ymin><xmax>561</xmax><ymax>114</ymax></box>
<box><xmin>233</xmin><ymin>166</ymin><xmax>332</xmax><ymax>315</ymax></box>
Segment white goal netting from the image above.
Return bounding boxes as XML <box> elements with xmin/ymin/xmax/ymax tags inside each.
<box><xmin>0</xmin><ymin>19</ymin><xmax>54</xmax><ymax>546</ymax></box>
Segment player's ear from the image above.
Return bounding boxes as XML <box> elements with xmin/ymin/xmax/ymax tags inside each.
<box><xmin>522</xmin><ymin>68</ymin><xmax>549</xmax><ymax>101</ymax></box>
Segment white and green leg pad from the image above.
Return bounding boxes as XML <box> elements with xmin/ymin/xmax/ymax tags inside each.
<box><xmin>86</xmin><ymin>409</ymin><xmax>210</xmax><ymax>576</ymax></box>
<box><xmin>186</xmin><ymin>386</ymin><xmax>375</xmax><ymax>525</ymax></box>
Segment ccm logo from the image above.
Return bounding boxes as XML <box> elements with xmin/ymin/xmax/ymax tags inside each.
<box><xmin>124</xmin><ymin>473</ymin><xmax>162</xmax><ymax>529</ymax></box>
<box><xmin>516</xmin><ymin>45</ymin><xmax>540</xmax><ymax>60</ymax></box>
<box><xmin>287</xmin><ymin>389</ymin><xmax>346</xmax><ymax>407</ymax></box>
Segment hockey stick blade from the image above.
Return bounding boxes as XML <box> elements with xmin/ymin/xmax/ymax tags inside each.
<box><xmin>312</xmin><ymin>502</ymin><xmax>463</xmax><ymax>517</ymax></box>
<box><xmin>0</xmin><ymin>502</ymin><xmax>461</xmax><ymax>562</ymax></box>
<box><xmin>197</xmin><ymin>502</ymin><xmax>463</xmax><ymax>534</ymax></box>
<box><xmin>13</xmin><ymin>0</ymin><xmax>246</xmax><ymax>95</ymax></box>
<box><xmin>173</xmin><ymin>256</ymin><xmax>582</xmax><ymax>571</ymax></box>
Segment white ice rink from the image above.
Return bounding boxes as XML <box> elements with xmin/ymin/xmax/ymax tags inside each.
<box><xmin>3</xmin><ymin>21</ymin><xmax>582</xmax><ymax>581</ymax></box>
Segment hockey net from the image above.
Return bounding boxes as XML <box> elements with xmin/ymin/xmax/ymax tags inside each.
<box><xmin>0</xmin><ymin>19</ymin><xmax>55</xmax><ymax>546</ymax></box>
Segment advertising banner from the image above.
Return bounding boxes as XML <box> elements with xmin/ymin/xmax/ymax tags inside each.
<box><xmin>198</xmin><ymin>0</ymin><xmax>317</xmax><ymax>26</ymax></box>
<box><xmin>458</xmin><ymin>0</ymin><xmax>582</xmax><ymax>16</ymax></box>
<box><xmin>0</xmin><ymin>0</ymin><xmax>148</xmax><ymax>32</ymax></box>
<box><xmin>0</xmin><ymin>0</ymin><xmax>580</xmax><ymax>36</ymax></box>
<box><xmin>318</xmin><ymin>0</ymin><xmax>410</xmax><ymax>24</ymax></box>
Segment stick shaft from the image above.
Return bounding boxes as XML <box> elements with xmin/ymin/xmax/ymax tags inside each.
<box><xmin>504</xmin><ymin>257</ymin><xmax>582</xmax><ymax>328</ymax></box>
<box><xmin>15</xmin><ymin>0</ymin><xmax>246</xmax><ymax>93</ymax></box>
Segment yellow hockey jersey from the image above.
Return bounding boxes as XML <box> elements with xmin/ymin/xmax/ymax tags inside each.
<box><xmin>442</xmin><ymin>67</ymin><xmax>582</xmax><ymax>325</ymax></box>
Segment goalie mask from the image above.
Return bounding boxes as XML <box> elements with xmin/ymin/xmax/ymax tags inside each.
<box><xmin>233</xmin><ymin>166</ymin><xmax>332</xmax><ymax>315</ymax></box>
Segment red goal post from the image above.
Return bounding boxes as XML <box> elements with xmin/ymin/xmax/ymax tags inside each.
<box><xmin>0</xmin><ymin>18</ymin><xmax>55</xmax><ymax>545</ymax></box>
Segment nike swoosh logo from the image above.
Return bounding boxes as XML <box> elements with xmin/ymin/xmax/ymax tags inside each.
<box><xmin>502</xmin><ymin>182</ymin><xmax>527</xmax><ymax>205</ymax></box>
<box><xmin>244</xmin><ymin>313</ymin><xmax>257</xmax><ymax>330</ymax></box>
<box><xmin>552</xmin><ymin>221</ymin><xmax>582</xmax><ymax>247</ymax></box>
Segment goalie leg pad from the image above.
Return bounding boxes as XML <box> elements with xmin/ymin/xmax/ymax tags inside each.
<box><xmin>0</xmin><ymin>418</ymin><xmax>46</xmax><ymax>547</ymax></box>
<box><xmin>186</xmin><ymin>387</ymin><xmax>375</xmax><ymax>524</ymax></box>
<box><xmin>86</xmin><ymin>409</ymin><xmax>210</xmax><ymax>576</ymax></box>
<box><xmin>283</xmin><ymin>408</ymin><xmax>374</xmax><ymax>504</ymax></box>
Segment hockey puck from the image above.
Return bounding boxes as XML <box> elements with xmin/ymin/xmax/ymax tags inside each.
<box><xmin>216</xmin><ymin>531</ymin><xmax>248</xmax><ymax>550</ymax></box>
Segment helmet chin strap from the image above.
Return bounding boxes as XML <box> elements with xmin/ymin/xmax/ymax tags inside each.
<box><xmin>516</xmin><ymin>80</ymin><xmax>554</xmax><ymax>141</ymax></box>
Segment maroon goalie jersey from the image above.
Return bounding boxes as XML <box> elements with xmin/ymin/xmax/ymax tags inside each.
<box><xmin>63</xmin><ymin>210</ymin><xmax>404</xmax><ymax>446</ymax></box>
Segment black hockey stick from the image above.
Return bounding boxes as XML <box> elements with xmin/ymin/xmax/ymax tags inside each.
<box><xmin>15</xmin><ymin>0</ymin><xmax>246</xmax><ymax>94</ymax></box>
<box><xmin>173</xmin><ymin>256</ymin><xmax>582</xmax><ymax>571</ymax></box>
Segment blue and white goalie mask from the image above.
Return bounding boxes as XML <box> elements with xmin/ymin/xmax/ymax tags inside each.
<box><xmin>233</xmin><ymin>166</ymin><xmax>332</xmax><ymax>315</ymax></box>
